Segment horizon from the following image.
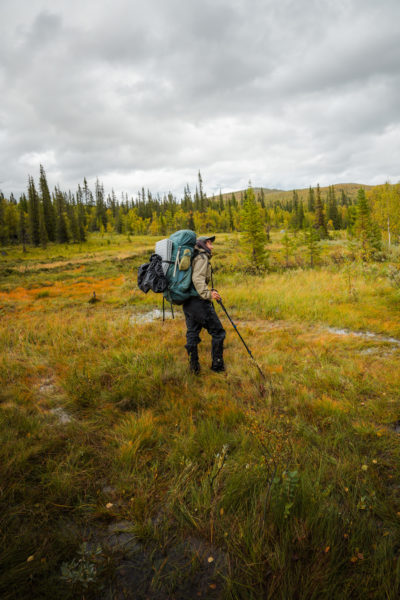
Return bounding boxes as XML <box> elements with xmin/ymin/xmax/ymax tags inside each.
<box><xmin>2</xmin><ymin>171</ymin><xmax>395</xmax><ymax>203</ymax></box>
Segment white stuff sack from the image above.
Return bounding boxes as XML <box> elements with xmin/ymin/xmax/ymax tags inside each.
<box><xmin>155</xmin><ymin>238</ymin><xmax>173</xmax><ymax>275</ymax></box>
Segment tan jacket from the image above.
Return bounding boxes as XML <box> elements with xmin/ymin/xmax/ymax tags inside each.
<box><xmin>192</xmin><ymin>248</ymin><xmax>212</xmax><ymax>300</ymax></box>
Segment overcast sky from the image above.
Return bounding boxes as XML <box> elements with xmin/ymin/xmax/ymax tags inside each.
<box><xmin>1</xmin><ymin>0</ymin><xmax>399</xmax><ymax>199</ymax></box>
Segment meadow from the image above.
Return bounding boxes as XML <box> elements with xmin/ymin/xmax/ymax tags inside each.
<box><xmin>1</xmin><ymin>232</ymin><xmax>400</xmax><ymax>599</ymax></box>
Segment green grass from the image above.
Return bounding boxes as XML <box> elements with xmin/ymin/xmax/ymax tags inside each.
<box><xmin>1</xmin><ymin>233</ymin><xmax>400</xmax><ymax>599</ymax></box>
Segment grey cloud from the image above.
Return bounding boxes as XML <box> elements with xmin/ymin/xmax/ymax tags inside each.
<box><xmin>0</xmin><ymin>0</ymin><xmax>399</xmax><ymax>198</ymax></box>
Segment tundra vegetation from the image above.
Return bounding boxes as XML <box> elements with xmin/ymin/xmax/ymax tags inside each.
<box><xmin>1</xmin><ymin>175</ymin><xmax>400</xmax><ymax>599</ymax></box>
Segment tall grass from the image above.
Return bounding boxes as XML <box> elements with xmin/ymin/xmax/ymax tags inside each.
<box><xmin>1</xmin><ymin>234</ymin><xmax>400</xmax><ymax>599</ymax></box>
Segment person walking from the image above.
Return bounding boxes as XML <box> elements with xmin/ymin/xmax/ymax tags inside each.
<box><xmin>182</xmin><ymin>235</ymin><xmax>226</xmax><ymax>374</ymax></box>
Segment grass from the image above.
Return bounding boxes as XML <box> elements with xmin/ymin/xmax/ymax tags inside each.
<box><xmin>0</xmin><ymin>232</ymin><xmax>400</xmax><ymax>599</ymax></box>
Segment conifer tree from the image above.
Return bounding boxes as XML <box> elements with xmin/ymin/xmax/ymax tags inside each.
<box><xmin>282</xmin><ymin>231</ymin><xmax>296</xmax><ymax>268</ymax></box>
<box><xmin>314</xmin><ymin>184</ymin><xmax>328</xmax><ymax>239</ymax></box>
<box><xmin>83</xmin><ymin>178</ymin><xmax>93</xmax><ymax>206</ymax></box>
<box><xmin>198</xmin><ymin>171</ymin><xmax>206</xmax><ymax>213</ymax></box>
<box><xmin>187</xmin><ymin>211</ymin><xmax>195</xmax><ymax>231</ymax></box>
<box><xmin>95</xmin><ymin>179</ymin><xmax>107</xmax><ymax>229</ymax></box>
<box><xmin>340</xmin><ymin>189</ymin><xmax>349</xmax><ymax>207</ymax></box>
<box><xmin>304</xmin><ymin>224</ymin><xmax>321</xmax><ymax>268</ymax></box>
<box><xmin>327</xmin><ymin>186</ymin><xmax>341</xmax><ymax>230</ymax></box>
<box><xmin>54</xmin><ymin>187</ymin><xmax>70</xmax><ymax>243</ymax></box>
<box><xmin>227</xmin><ymin>201</ymin><xmax>234</xmax><ymax>232</ymax></box>
<box><xmin>39</xmin><ymin>164</ymin><xmax>56</xmax><ymax>241</ymax></box>
<box><xmin>19</xmin><ymin>193</ymin><xmax>28</xmax><ymax>213</ymax></box>
<box><xmin>68</xmin><ymin>198</ymin><xmax>80</xmax><ymax>242</ymax></box>
<box><xmin>218</xmin><ymin>190</ymin><xmax>224</xmax><ymax>214</ymax></box>
<box><xmin>27</xmin><ymin>176</ymin><xmax>40</xmax><ymax>246</ymax></box>
<box><xmin>241</xmin><ymin>183</ymin><xmax>268</xmax><ymax>271</ymax></box>
<box><xmin>114</xmin><ymin>207</ymin><xmax>123</xmax><ymax>234</ymax></box>
<box><xmin>18</xmin><ymin>201</ymin><xmax>28</xmax><ymax>252</ymax></box>
<box><xmin>76</xmin><ymin>186</ymin><xmax>87</xmax><ymax>241</ymax></box>
<box><xmin>290</xmin><ymin>190</ymin><xmax>299</xmax><ymax>230</ymax></box>
<box><xmin>260</xmin><ymin>188</ymin><xmax>265</xmax><ymax>209</ymax></box>
<box><xmin>355</xmin><ymin>188</ymin><xmax>381</xmax><ymax>260</ymax></box>
<box><xmin>39</xmin><ymin>202</ymin><xmax>48</xmax><ymax>248</ymax></box>
<box><xmin>308</xmin><ymin>186</ymin><xmax>315</xmax><ymax>212</ymax></box>
<box><xmin>182</xmin><ymin>184</ymin><xmax>192</xmax><ymax>212</ymax></box>
<box><xmin>297</xmin><ymin>201</ymin><xmax>305</xmax><ymax>230</ymax></box>
<box><xmin>0</xmin><ymin>195</ymin><xmax>8</xmax><ymax>246</ymax></box>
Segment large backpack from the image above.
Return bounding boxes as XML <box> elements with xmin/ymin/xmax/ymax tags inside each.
<box><xmin>137</xmin><ymin>229</ymin><xmax>199</xmax><ymax>305</ymax></box>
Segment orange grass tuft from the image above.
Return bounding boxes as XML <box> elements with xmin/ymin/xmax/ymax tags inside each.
<box><xmin>0</xmin><ymin>275</ymin><xmax>125</xmax><ymax>303</ymax></box>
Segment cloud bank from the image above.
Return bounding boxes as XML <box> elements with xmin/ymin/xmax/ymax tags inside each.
<box><xmin>1</xmin><ymin>0</ymin><xmax>399</xmax><ymax>198</ymax></box>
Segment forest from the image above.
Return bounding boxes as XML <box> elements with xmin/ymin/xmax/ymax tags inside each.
<box><xmin>1</xmin><ymin>167</ymin><xmax>400</xmax><ymax>259</ymax></box>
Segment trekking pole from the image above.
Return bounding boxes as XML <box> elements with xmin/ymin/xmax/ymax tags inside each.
<box><xmin>216</xmin><ymin>298</ymin><xmax>266</xmax><ymax>379</ymax></box>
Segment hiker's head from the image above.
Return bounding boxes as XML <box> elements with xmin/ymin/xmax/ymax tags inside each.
<box><xmin>196</xmin><ymin>235</ymin><xmax>215</xmax><ymax>254</ymax></box>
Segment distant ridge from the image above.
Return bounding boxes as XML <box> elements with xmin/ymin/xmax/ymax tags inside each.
<box><xmin>214</xmin><ymin>183</ymin><xmax>372</xmax><ymax>203</ymax></box>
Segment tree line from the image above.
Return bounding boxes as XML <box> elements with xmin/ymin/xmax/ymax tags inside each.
<box><xmin>0</xmin><ymin>167</ymin><xmax>398</xmax><ymax>255</ymax></box>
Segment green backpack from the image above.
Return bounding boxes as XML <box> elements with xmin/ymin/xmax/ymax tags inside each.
<box><xmin>162</xmin><ymin>230</ymin><xmax>199</xmax><ymax>305</ymax></box>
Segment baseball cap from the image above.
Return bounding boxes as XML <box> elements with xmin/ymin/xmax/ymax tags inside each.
<box><xmin>196</xmin><ymin>235</ymin><xmax>215</xmax><ymax>243</ymax></box>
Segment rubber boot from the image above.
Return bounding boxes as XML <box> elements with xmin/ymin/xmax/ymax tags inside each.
<box><xmin>186</xmin><ymin>345</ymin><xmax>200</xmax><ymax>375</ymax></box>
<box><xmin>211</xmin><ymin>340</ymin><xmax>225</xmax><ymax>373</ymax></box>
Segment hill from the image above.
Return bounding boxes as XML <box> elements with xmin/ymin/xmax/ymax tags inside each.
<box><xmin>214</xmin><ymin>183</ymin><xmax>372</xmax><ymax>204</ymax></box>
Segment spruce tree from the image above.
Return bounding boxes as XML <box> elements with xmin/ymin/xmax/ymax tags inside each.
<box><xmin>68</xmin><ymin>198</ymin><xmax>80</xmax><ymax>242</ymax></box>
<box><xmin>27</xmin><ymin>176</ymin><xmax>40</xmax><ymax>246</ymax></box>
<box><xmin>297</xmin><ymin>201</ymin><xmax>305</xmax><ymax>230</ymax></box>
<box><xmin>290</xmin><ymin>190</ymin><xmax>299</xmax><ymax>230</ymax></box>
<box><xmin>39</xmin><ymin>164</ymin><xmax>56</xmax><ymax>241</ymax></box>
<box><xmin>187</xmin><ymin>211</ymin><xmax>195</xmax><ymax>231</ymax></box>
<box><xmin>260</xmin><ymin>188</ymin><xmax>265</xmax><ymax>209</ymax></box>
<box><xmin>355</xmin><ymin>188</ymin><xmax>381</xmax><ymax>260</ymax></box>
<box><xmin>304</xmin><ymin>224</ymin><xmax>321</xmax><ymax>268</ymax></box>
<box><xmin>18</xmin><ymin>201</ymin><xmax>28</xmax><ymax>252</ymax></box>
<box><xmin>54</xmin><ymin>187</ymin><xmax>70</xmax><ymax>243</ymax></box>
<box><xmin>182</xmin><ymin>184</ymin><xmax>192</xmax><ymax>212</ymax></box>
<box><xmin>39</xmin><ymin>202</ymin><xmax>48</xmax><ymax>248</ymax></box>
<box><xmin>95</xmin><ymin>179</ymin><xmax>107</xmax><ymax>229</ymax></box>
<box><xmin>327</xmin><ymin>186</ymin><xmax>341</xmax><ymax>230</ymax></box>
<box><xmin>241</xmin><ymin>183</ymin><xmax>268</xmax><ymax>271</ymax></box>
<box><xmin>282</xmin><ymin>231</ymin><xmax>296</xmax><ymax>268</ymax></box>
<box><xmin>0</xmin><ymin>195</ymin><xmax>8</xmax><ymax>246</ymax></box>
<box><xmin>227</xmin><ymin>201</ymin><xmax>234</xmax><ymax>232</ymax></box>
<box><xmin>308</xmin><ymin>186</ymin><xmax>315</xmax><ymax>212</ymax></box>
<box><xmin>314</xmin><ymin>184</ymin><xmax>328</xmax><ymax>239</ymax></box>
<box><xmin>218</xmin><ymin>190</ymin><xmax>224</xmax><ymax>214</ymax></box>
<box><xmin>198</xmin><ymin>171</ymin><xmax>206</xmax><ymax>213</ymax></box>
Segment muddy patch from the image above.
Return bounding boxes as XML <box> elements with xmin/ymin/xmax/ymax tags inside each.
<box><xmin>130</xmin><ymin>309</ymin><xmax>183</xmax><ymax>324</ymax></box>
<box><xmin>72</xmin><ymin>519</ymin><xmax>227</xmax><ymax>600</ymax></box>
<box><xmin>326</xmin><ymin>327</ymin><xmax>400</xmax><ymax>346</ymax></box>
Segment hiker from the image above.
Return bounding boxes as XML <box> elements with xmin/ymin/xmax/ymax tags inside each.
<box><xmin>182</xmin><ymin>235</ymin><xmax>226</xmax><ymax>374</ymax></box>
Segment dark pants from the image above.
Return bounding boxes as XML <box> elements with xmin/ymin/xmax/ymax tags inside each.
<box><xmin>182</xmin><ymin>296</ymin><xmax>226</xmax><ymax>355</ymax></box>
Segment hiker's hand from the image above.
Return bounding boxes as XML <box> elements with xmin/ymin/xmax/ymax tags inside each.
<box><xmin>211</xmin><ymin>290</ymin><xmax>221</xmax><ymax>301</ymax></box>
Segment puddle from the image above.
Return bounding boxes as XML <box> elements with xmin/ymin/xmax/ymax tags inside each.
<box><xmin>49</xmin><ymin>407</ymin><xmax>73</xmax><ymax>424</ymax></box>
<box><xmin>359</xmin><ymin>347</ymin><xmax>397</xmax><ymax>357</ymax></box>
<box><xmin>326</xmin><ymin>327</ymin><xmax>400</xmax><ymax>345</ymax></box>
<box><xmin>130</xmin><ymin>309</ymin><xmax>182</xmax><ymax>324</ymax></box>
